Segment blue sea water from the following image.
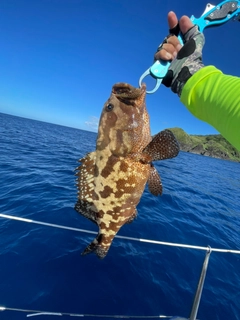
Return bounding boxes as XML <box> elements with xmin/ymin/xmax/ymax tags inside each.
<box><xmin>0</xmin><ymin>112</ymin><xmax>240</xmax><ymax>320</ymax></box>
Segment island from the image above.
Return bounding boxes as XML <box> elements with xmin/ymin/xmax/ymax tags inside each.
<box><xmin>168</xmin><ymin>128</ymin><xmax>240</xmax><ymax>162</ymax></box>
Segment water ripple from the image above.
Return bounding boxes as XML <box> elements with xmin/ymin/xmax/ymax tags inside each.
<box><xmin>0</xmin><ymin>113</ymin><xmax>239</xmax><ymax>320</ymax></box>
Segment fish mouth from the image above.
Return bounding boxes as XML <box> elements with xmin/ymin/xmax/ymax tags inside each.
<box><xmin>112</xmin><ymin>83</ymin><xmax>146</xmax><ymax>101</ymax></box>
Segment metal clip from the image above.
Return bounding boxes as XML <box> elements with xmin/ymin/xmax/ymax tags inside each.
<box><xmin>139</xmin><ymin>35</ymin><xmax>183</xmax><ymax>94</ymax></box>
<box><xmin>138</xmin><ymin>70</ymin><xmax>163</xmax><ymax>94</ymax></box>
<box><xmin>139</xmin><ymin>0</ymin><xmax>240</xmax><ymax>94</ymax></box>
<box><xmin>139</xmin><ymin>57</ymin><xmax>172</xmax><ymax>94</ymax></box>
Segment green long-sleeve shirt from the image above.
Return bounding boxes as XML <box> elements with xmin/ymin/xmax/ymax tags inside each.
<box><xmin>180</xmin><ymin>66</ymin><xmax>240</xmax><ymax>150</ymax></box>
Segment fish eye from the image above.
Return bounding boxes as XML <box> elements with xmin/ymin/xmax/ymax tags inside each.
<box><xmin>106</xmin><ymin>103</ymin><xmax>114</xmax><ymax>112</ymax></box>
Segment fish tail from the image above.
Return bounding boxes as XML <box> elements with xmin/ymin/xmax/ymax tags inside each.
<box><xmin>82</xmin><ymin>234</ymin><xmax>110</xmax><ymax>259</ymax></box>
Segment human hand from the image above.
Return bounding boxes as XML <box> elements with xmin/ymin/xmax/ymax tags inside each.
<box><xmin>155</xmin><ymin>11</ymin><xmax>205</xmax><ymax>96</ymax></box>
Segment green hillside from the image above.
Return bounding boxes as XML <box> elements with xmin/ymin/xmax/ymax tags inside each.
<box><xmin>168</xmin><ymin>128</ymin><xmax>240</xmax><ymax>162</ymax></box>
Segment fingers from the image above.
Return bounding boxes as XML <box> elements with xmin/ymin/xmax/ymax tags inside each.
<box><xmin>154</xmin><ymin>38</ymin><xmax>180</xmax><ymax>61</ymax></box>
<box><xmin>167</xmin><ymin>36</ymin><xmax>182</xmax><ymax>51</ymax></box>
<box><xmin>167</xmin><ymin>11</ymin><xmax>178</xmax><ymax>30</ymax></box>
<box><xmin>154</xmin><ymin>34</ymin><xmax>182</xmax><ymax>61</ymax></box>
<box><xmin>155</xmin><ymin>44</ymin><xmax>176</xmax><ymax>61</ymax></box>
<box><xmin>179</xmin><ymin>15</ymin><xmax>195</xmax><ymax>34</ymax></box>
<box><xmin>168</xmin><ymin>12</ymin><xmax>195</xmax><ymax>35</ymax></box>
<box><xmin>154</xmin><ymin>12</ymin><xmax>196</xmax><ymax>62</ymax></box>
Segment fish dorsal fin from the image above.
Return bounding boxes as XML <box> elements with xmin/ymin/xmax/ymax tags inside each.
<box><xmin>148</xmin><ymin>165</ymin><xmax>162</xmax><ymax>196</ymax></box>
<box><xmin>75</xmin><ymin>151</ymin><xmax>96</xmax><ymax>201</ymax></box>
<box><xmin>143</xmin><ymin>129</ymin><xmax>179</xmax><ymax>161</ymax></box>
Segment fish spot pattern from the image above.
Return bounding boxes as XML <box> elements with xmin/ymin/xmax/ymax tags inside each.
<box><xmin>75</xmin><ymin>83</ymin><xmax>179</xmax><ymax>258</ymax></box>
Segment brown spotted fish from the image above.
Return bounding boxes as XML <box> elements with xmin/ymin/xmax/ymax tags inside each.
<box><xmin>75</xmin><ymin>83</ymin><xmax>179</xmax><ymax>258</ymax></box>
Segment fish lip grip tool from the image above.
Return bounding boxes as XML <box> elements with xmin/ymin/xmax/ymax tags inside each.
<box><xmin>139</xmin><ymin>0</ymin><xmax>240</xmax><ymax>94</ymax></box>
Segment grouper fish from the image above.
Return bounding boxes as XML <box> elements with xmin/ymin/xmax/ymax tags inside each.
<box><xmin>75</xmin><ymin>83</ymin><xmax>179</xmax><ymax>258</ymax></box>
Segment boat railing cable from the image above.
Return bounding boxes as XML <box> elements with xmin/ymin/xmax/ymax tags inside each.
<box><xmin>0</xmin><ymin>306</ymin><xmax>173</xmax><ymax>318</ymax></box>
<box><xmin>0</xmin><ymin>213</ymin><xmax>240</xmax><ymax>254</ymax></box>
<box><xmin>0</xmin><ymin>212</ymin><xmax>240</xmax><ymax>319</ymax></box>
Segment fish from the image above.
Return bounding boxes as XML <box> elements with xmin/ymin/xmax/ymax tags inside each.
<box><xmin>75</xmin><ymin>82</ymin><xmax>179</xmax><ymax>258</ymax></box>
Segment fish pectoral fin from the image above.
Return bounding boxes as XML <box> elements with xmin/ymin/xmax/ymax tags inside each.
<box><xmin>143</xmin><ymin>129</ymin><xmax>179</xmax><ymax>161</ymax></box>
<box><xmin>82</xmin><ymin>233</ymin><xmax>111</xmax><ymax>259</ymax></box>
<box><xmin>148</xmin><ymin>165</ymin><xmax>162</xmax><ymax>196</ymax></box>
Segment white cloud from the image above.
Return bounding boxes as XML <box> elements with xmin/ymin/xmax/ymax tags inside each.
<box><xmin>85</xmin><ymin>116</ymin><xmax>99</xmax><ymax>132</ymax></box>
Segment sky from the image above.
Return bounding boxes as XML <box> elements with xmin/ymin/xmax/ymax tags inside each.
<box><xmin>0</xmin><ymin>0</ymin><xmax>239</xmax><ymax>135</ymax></box>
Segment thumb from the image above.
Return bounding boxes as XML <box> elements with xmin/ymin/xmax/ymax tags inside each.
<box><xmin>167</xmin><ymin>11</ymin><xmax>178</xmax><ymax>30</ymax></box>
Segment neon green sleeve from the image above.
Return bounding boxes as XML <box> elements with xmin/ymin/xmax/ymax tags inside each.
<box><xmin>180</xmin><ymin>66</ymin><xmax>240</xmax><ymax>150</ymax></box>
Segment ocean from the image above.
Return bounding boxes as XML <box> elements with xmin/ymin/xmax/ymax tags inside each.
<box><xmin>0</xmin><ymin>112</ymin><xmax>239</xmax><ymax>320</ymax></box>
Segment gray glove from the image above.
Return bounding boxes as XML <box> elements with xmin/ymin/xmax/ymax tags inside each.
<box><xmin>157</xmin><ymin>25</ymin><xmax>205</xmax><ymax>96</ymax></box>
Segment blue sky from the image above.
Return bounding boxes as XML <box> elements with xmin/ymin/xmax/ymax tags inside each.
<box><xmin>0</xmin><ymin>0</ymin><xmax>239</xmax><ymax>135</ymax></box>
